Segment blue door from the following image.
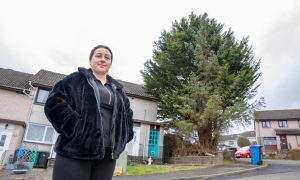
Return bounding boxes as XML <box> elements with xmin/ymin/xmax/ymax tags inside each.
<box><xmin>148</xmin><ymin>130</ymin><xmax>159</xmax><ymax>158</ymax></box>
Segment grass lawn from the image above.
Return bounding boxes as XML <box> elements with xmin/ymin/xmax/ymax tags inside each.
<box><xmin>223</xmin><ymin>159</ymin><xmax>235</xmax><ymax>164</ymax></box>
<box><xmin>125</xmin><ymin>164</ymin><xmax>213</xmax><ymax>176</ymax></box>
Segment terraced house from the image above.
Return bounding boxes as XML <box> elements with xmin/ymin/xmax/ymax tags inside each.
<box><xmin>0</xmin><ymin>68</ymin><xmax>32</xmax><ymax>165</ymax></box>
<box><xmin>0</xmin><ymin>67</ymin><xmax>163</xmax><ymax>166</ymax></box>
<box><xmin>255</xmin><ymin>109</ymin><xmax>300</xmax><ymax>153</ymax></box>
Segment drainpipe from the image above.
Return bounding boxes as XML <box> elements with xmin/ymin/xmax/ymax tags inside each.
<box><xmin>23</xmin><ymin>81</ymin><xmax>37</xmax><ymax>124</ymax></box>
<box><xmin>143</xmin><ymin>109</ymin><xmax>147</xmax><ymax>160</ymax></box>
<box><xmin>21</xmin><ymin>81</ymin><xmax>37</xmax><ymax>143</ymax></box>
<box><xmin>143</xmin><ymin>127</ymin><xmax>147</xmax><ymax>160</ymax></box>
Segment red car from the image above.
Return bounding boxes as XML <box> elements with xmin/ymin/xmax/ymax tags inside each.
<box><xmin>235</xmin><ymin>146</ymin><xmax>251</xmax><ymax>158</ymax></box>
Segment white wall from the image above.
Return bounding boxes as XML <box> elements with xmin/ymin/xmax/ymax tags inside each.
<box><xmin>0</xmin><ymin>89</ymin><xmax>31</xmax><ymax>122</ymax></box>
<box><xmin>223</xmin><ymin>140</ymin><xmax>238</xmax><ymax>148</ymax></box>
<box><xmin>129</xmin><ymin>97</ymin><xmax>157</xmax><ymax>122</ymax></box>
<box><xmin>126</xmin><ymin>125</ymin><xmax>141</xmax><ymax>156</ymax></box>
<box><xmin>139</xmin><ymin>124</ymin><xmax>150</xmax><ymax>158</ymax></box>
<box><xmin>29</xmin><ymin>105</ymin><xmax>51</xmax><ymax>125</ymax></box>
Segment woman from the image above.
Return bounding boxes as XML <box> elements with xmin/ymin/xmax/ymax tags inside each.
<box><xmin>44</xmin><ymin>45</ymin><xmax>134</xmax><ymax>180</ymax></box>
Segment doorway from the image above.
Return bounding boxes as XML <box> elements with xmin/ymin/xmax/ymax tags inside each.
<box><xmin>0</xmin><ymin>124</ymin><xmax>13</xmax><ymax>164</ymax></box>
<box><xmin>280</xmin><ymin>135</ymin><xmax>288</xmax><ymax>150</ymax></box>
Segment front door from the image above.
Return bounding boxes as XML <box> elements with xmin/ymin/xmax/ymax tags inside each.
<box><xmin>280</xmin><ymin>135</ymin><xmax>288</xmax><ymax>150</ymax></box>
<box><xmin>0</xmin><ymin>124</ymin><xmax>13</xmax><ymax>164</ymax></box>
<box><xmin>127</xmin><ymin>126</ymin><xmax>140</xmax><ymax>156</ymax></box>
<box><xmin>148</xmin><ymin>130</ymin><xmax>159</xmax><ymax>158</ymax></box>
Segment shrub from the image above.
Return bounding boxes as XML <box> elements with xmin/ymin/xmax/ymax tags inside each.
<box><xmin>237</xmin><ymin>136</ymin><xmax>251</xmax><ymax>147</ymax></box>
<box><xmin>223</xmin><ymin>151</ymin><xmax>235</xmax><ymax>161</ymax></box>
<box><xmin>286</xmin><ymin>146</ymin><xmax>300</xmax><ymax>160</ymax></box>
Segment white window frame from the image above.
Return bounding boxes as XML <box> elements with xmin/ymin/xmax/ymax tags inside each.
<box><xmin>262</xmin><ymin>121</ymin><xmax>270</xmax><ymax>128</ymax></box>
<box><xmin>263</xmin><ymin>137</ymin><xmax>277</xmax><ymax>145</ymax></box>
<box><xmin>0</xmin><ymin>135</ymin><xmax>7</xmax><ymax>147</ymax></box>
<box><xmin>35</xmin><ymin>88</ymin><xmax>51</xmax><ymax>104</ymax></box>
<box><xmin>24</xmin><ymin>123</ymin><xmax>55</xmax><ymax>144</ymax></box>
<box><xmin>278</xmin><ymin>120</ymin><xmax>287</xmax><ymax>128</ymax></box>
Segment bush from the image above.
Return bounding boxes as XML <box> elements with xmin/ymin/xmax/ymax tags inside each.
<box><xmin>286</xmin><ymin>146</ymin><xmax>300</xmax><ymax>160</ymax></box>
<box><xmin>268</xmin><ymin>153</ymin><xmax>276</xmax><ymax>159</ymax></box>
<box><xmin>294</xmin><ymin>146</ymin><xmax>300</xmax><ymax>151</ymax></box>
<box><xmin>237</xmin><ymin>136</ymin><xmax>251</xmax><ymax>147</ymax></box>
<box><xmin>223</xmin><ymin>151</ymin><xmax>235</xmax><ymax>161</ymax></box>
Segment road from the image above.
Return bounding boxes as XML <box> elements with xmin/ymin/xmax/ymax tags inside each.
<box><xmin>211</xmin><ymin>159</ymin><xmax>300</xmax><ymax>180</ymax></box>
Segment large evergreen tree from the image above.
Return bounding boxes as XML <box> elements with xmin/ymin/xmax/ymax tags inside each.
<box><xmin>141</xmin><ymin>12</ymin><xmax>263</xmax><ymax>153</ymax></box>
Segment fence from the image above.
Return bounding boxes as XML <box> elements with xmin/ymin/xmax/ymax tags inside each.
<box><xmin>1</xmin><ymin>143</ymin><xmax>38</xmax><ymax>170</ymax></box>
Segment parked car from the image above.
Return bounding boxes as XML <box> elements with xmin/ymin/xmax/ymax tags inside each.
<box><xmin>235</xmin><ymin>146</ymin><xmax>251</xmax><ymax>158</ymax></box>
<box><xmin>223</xmin><ymin>147</ymin><xmax>237</xmax><ymax>153</ymax></box>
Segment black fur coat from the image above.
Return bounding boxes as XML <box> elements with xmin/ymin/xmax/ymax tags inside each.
<box><xmin>44</xmin><ymin>67</ymin><xmax>133</xmax><ymax>160</ymax></box>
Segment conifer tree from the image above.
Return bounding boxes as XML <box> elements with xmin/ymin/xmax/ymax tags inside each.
<box><xmin>142</xmin><ymin>12</ymin><xmax>263</xmax><ymax>153</ymax></box>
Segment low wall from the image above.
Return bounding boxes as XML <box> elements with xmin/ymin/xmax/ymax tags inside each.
<box><xmin>165</xmin><ymin>151</ymin><xmax>223</xmax><ymax>165</ymax></box>
<box><xmin>127</xmin><ymin>156</ymin><xmax>144</xmax><ymax>165</ymax></box>
<box><xmin>128</xmin><ymin>156</ymin><xmax>163</xmax><ymax>165</ymax></box>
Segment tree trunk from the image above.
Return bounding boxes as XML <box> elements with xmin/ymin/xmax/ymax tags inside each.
<box><xmin>197</xmin><ymin>123</ymin><xmax>213</xmax><ymax>153</ymax></box>
<box><xmin>196</xmin><ymin>119</ymin><xmax>222</xmax><ymax>154</ymax></box>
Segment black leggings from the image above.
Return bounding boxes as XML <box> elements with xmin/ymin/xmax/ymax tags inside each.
<box><xmin>53</xmin><ymin>150</ymin><xmax>116</xmax><ymax>180</ymax></box>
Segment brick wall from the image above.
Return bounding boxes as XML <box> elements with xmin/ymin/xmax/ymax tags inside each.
<box><xmin>127</xmin><ymin>156</ymin><xmax>163</xmax><ymax>165</ymax></box>
<box><xmin>165</xmin><ymin>151</ymin><xmax>223</xmax><ymax>165</ymax></box>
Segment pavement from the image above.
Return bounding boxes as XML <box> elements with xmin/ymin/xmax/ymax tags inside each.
<box><xmin>0</xmin><ymin>160</ymin><xmax>267</xmax><ymax>180</ymax></box>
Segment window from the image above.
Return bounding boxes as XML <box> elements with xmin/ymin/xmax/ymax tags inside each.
<box><xmin>229</xmin><ymin>140</ymin><xmax>234</xmax><ymax>145</ymax></box>
<box><xmin>35</xmin><ymin>89</ymin><xmax>50</xmax><ymax>104</ymax></box>
<box><xmin>263</xmin><ymin>137</ymin><xmax>277</xmax><ymax>145</ymax></box>
<box><xmin>25</xmin><ymin>123</ymin><xmax>55</xmax><ymax>144</ymax></box>
<box><xmin>0</xmin><ymin>135</ymin><xmax>7</xmax><ymax>147</ymax></box>
<box><xmin>262</xmin><ymin>121</ymin><xmax>270</xmax><ymax>128</ymax></box>
<box><xmin>278</xmin><ymin>120</ymin><xmax>287</xmax><ymax>127</ymax></box>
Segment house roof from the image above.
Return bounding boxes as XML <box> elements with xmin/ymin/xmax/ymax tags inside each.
<box><xmin>117</xmin><ymin>80</ymin><xmax>157</xmax><ymax>100</ymax></box>
<box><xmin>240</xmin><ymin>130</ymin><xmax>256</xmax><ymax>137</ymax></box>
<box><xmin>255</xmin><ymin>109</ymin><xmax>300</xmax><ymax>120</ymax></box>
<box><xmin>30</xmin><ymin>69</ymin><xmax>66</xmax><ymax>88</ymax></box>
<box><xmin>221</xmin><ymin>131</ymin><xmax>256</xmax><ymax>141</ymax></box>
<box><xmin>30</xmin><ymin>69</ymin><xmax>157</xmax><ymax>101</ymax></box>
<box><xmin>221</xmin><ymin>134</ymin><xmax>238</xmax><ymax>141</ymax></box>
<box><xmin>0</xmin><ymin>68</ymin><xmax>33</xmax><ymax>91</ymax></box>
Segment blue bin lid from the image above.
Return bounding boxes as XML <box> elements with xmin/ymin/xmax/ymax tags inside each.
<box><xmin>250</xmin><ymin>145</ymin><xmax>262</xmax><ymax>149</ymax></box>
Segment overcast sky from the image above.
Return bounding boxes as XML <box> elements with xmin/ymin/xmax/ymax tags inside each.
<box><xmin>1</xmin><ymin>0</ymin><xmax>300</xmax><ymax>133</ymax></box>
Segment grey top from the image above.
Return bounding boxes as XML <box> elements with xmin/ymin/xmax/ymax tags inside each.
<box><xmin>96</xmin><ymin>79</ymin><xmax>114</xmax><ymax>148</ymax></box>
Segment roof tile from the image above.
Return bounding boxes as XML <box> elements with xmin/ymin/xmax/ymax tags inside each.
<box><xmin>0</xmin><ymin>68</ymin><xmax>33</xmax><ymax>90</ymax></box>
<box><xmin>255</xmin><ymin>109</ymin><xmax>300</xmax><ymax>120</ymax></box>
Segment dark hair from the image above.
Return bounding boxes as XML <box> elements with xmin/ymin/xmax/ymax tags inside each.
<box><xmin>89</xmin><ymin>45</ymin><xmax>113</xmax><ymax>62</ymax></box>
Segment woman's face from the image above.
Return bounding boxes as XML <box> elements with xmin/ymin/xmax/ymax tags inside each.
<box><xmin>90</xmin><ymin>48</ymin><xmax>112</xmax><ymax>75</ymax></box>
